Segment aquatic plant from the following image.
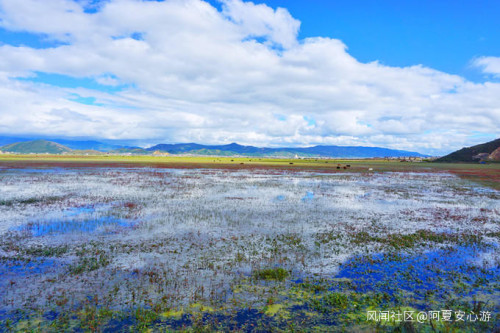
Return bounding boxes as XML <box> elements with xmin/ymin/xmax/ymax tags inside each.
<box><xmin>0</xmin><ymin>167</ymin><xmax>498</xmax><ymax>331</ymax></box>
<box><xmin>253</xmin><ymin>268</ymin><xmax>289</xmax><ymax>281</ymax></box>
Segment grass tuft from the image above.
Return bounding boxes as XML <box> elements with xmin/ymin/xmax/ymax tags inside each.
<box><xmin>253</xmin><ymin>267</ymin><xmax>289</xmax><ymax>281</ymax></box>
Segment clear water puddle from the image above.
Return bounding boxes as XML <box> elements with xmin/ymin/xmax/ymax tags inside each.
<box><xmin>273</xmin><ymin>195</ymin><xmax>286</xmax><ymax>202</ymax></box>
<box><xmin>336</xmin><ymin>246</ymin><xmax>500</xmax><ymax>303</ymax></box>
<box><xmin>0</xmin><ymin>259</ymin><xmax>60</xmax><ymax>277</ymax></box>
<box><xmin>301</xmin><ymin>191</ymin><xmax>314</xmax><ymax>202</ymax></box>
<box><xmin>13</xmin><ymin>204</ymin><xmax>137</xmax><ymax>236</ymax></box>
<box><xmin>18</xmin><ymin>217</ymin><xmax>135</xmax><ymax>236</ymax></box>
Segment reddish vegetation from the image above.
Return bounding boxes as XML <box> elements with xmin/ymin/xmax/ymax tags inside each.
<box><xmin>123</xmin><ymin>202</ymin><xmax>137</xmax><ymax>209</ymax></box>
<box><xmin>0</xmin><ymin>159</ymin><xmax>499</xmax><ymax>189</ymax></box>
<box><xmin>0</xmin><ymin>160</ymin><xmax>347</xmax><ymax>174</ymax></box>
<box><xmin>447</xmin><ymin>168</ymin><xmax>500</xmax><ymax>189</ymax></box>
<box><xmin>428</xmin><ymin>207</ymin><xmax>468</xmax><ymax>222</ymax></box>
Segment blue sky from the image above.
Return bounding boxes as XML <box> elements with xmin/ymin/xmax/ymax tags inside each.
<box><xmin>249</xmin><ymin>0</ymin><xmax>500</xmax><ymax>81</ymax></box>
<box><xmin>0</xmin><ymin>0</ymin><xmax>499</xmax><ymax>154</ymax></box>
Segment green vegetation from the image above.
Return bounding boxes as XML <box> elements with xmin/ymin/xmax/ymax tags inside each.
<box><xmin>309</xmin><ymin>291</ymin><xmax>350</xmax><ymax>313</ymax></box>
<box><xmin>68</xmin><ymin>254</ymin><xmax>110</xmax><ymax>274</ymax></box>
<box><xmin>351</xmin><ymin>230</ymin><xmax>485</xmax><ymax>250</ymax></box>
<box><xmin>253</xmin><ymin>267</ymin><xmax>290</xmax><ymax>281</ymax></box>
<box><xmin>23</xmin><ymin>245</ymin><xmax>69</xmax><ymax>257</ymax></box>
<box><xmin>0</xmin><ymin>196</ymin><xmax>63</xmax><ymax>206</ymax></box>
<box><xmin>68</xmin><ymin>244</ymin><xmax>111</xmax><ymax>274</ymax></box>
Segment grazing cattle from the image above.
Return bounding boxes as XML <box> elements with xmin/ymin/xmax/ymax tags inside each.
<box><xmin>346</xmin><ymin>165</ymin><xmax>351</xmax><ymax>168</ymax></box>
<box><xmin>343</xmin><ymin>166</ymin><xmax>347</xmax><ymax>169</ymax></box>
<box><xmin>336</xmin><ymin>166</ymin><xmax>340</xmax><ymax>169</ymax></box>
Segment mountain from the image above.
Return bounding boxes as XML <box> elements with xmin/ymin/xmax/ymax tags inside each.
<box><xmin>435</xmin><ymin>138</ymin><xmax>500</xmax><ymax>162</ymax></box>
<box><xmin>109</xmin><ymin>147</ymin><xmax>150</xmax><ymax>155</ymax></box>
<box><xmin>286</xmin><ymin>145</ymin><xmax>426</xmax><ymax>158</ymax></box>
<box><xmin>147</xmin><ymin>143</ymin><xmax>427</xmax><ymax>158</ymax></box>
<box><xmin>0</xmin><ymin>136</ymin><xmax>124</xmax><ymax>151</ymax></box>
<box><xmin>146</xmin><ymin>143</ymin><xmax>291</xmax><ymax>156</ymax></box>
<box><xmin>0</xmin><ymin>137</ymin><xmax>428</xmax><ymax>158</ymax></box>
<box><xmin>0</xmin><ymin>140</ymin><xmax>73</xmax><ymax>154</ymax></box>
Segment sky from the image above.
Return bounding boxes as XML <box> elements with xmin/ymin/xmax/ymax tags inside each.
<box><xmin>0</xmin><ymin>0</ymin><xmax>499</xmax><ymax>155</ymax></box>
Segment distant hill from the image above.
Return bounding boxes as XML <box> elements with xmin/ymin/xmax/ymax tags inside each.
<box><xmin>0</xmin><ymin>140</ymin><xmax>73</xmax><ymax>154</ymax></box>
<box><xmin>286</xmin><ymin>145</ymin><xmax>426</xmax><ymax>158</ymax></box>
<box><xmin>0</xmin><ymin>137</ymin><xmax>428</xmax><ymax>158</ymax></box>
<box><xmin>436</xmin><ymin>138</ymin><xmax>500</xmax><ymax>162</ymax></box>
<box><xmin>109</xmin><ymin>147</ymin><xmax>150</xmax><ymax>155</ymax></box>
<box><xmin>147</xmin><ymin>143</ymin><xmax>427</xmax><ymax>158</ymax></box>
<box><xmin>0</xmin><ymin>136</ymin><xmax>125</xmax><ymax>151</ymax></box>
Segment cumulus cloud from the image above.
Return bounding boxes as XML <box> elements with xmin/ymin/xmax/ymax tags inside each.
<box><xmin>473</xmin><ymin>56</ymin><xmax>500</xmax><ymax>77</ymax></box>
<box><xmin>221</xmin><ymin>0</ymin><xmax>300</xmax><ymax>49</ymax></box>
<box><xmin>0</xmin><ymin>0</ymin><xmax>499</xmax><ymax>154</ymax></box>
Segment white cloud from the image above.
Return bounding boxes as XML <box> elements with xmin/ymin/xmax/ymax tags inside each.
<box><xmin>95</xmin><ymin>75</ymin><xmax>120</xmax><ymax>86</ymax></box>
<box><xmin>221</xmin><ymin>0</ymin><xmax>300</xmax><ymax>49</ymax></box>
<box><xmin>473</xmin><ymin>56</ymin><xmax>500</xmax><ymax>77</ymax></box>
<box><xmin>0</xmin><ymin>0</ymin><xmax>498</xmax><ymax>155</ymax></box>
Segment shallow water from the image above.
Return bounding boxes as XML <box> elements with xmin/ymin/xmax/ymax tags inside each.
<box><xmin>301</xmin><ymin>191</ymin><xmax>314</xmax><ymax>202</ymax></box>
<box><xmin>12</xmin><ymin>204</ymin><xmax>137</xmax><ymax>236</ymax></box>
<box><xmin>0</xmin><ymin>259</ymin><xmax>59</xmax><ymax>277</ymax></box>
<box><xmin>16</xmin><ymin>216</ymin><xmax>136</xmax><ymax>236</ymax></box>
<box><xmin>0</xmin><ymin>166</ymin><xmax>499</xmax><ymax>331</ymax></box>
<box><xmin>336</xmin><ymin>246</ymin><xmax>500</xmax><ymax>303</ymax></box>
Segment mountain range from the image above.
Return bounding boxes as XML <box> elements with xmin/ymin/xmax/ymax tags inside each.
<box><xmin>0</xmin><ymin>138</ymin><xmax>428</xmax><ymax>158</ymax></box>
<box><xmin>2</xmin><ymin>135</ymin><xmax>499</xmax><ymax>161</ymax></box>
<box><xmin>145</xmin><ymin>143</ymin><xmax>428</xmax><ymax>158</ymax></box>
